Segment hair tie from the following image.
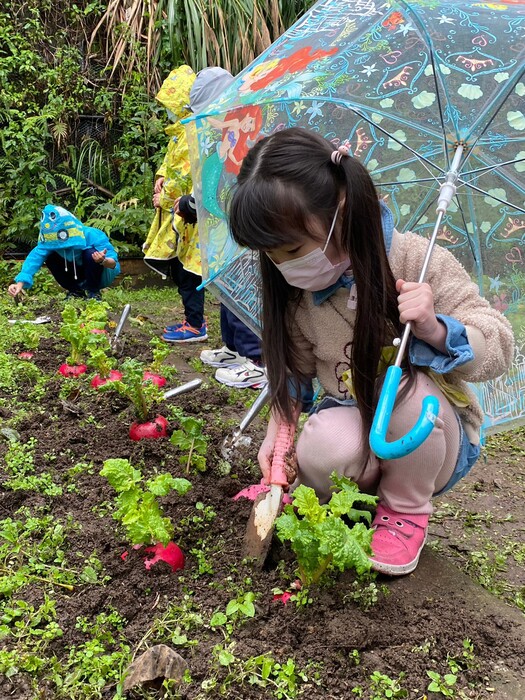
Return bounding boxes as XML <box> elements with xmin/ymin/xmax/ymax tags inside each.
<box><xmin>330</xmin><ymin>145</ymin><xmax>350</xmax><ymax>166</ymax></box>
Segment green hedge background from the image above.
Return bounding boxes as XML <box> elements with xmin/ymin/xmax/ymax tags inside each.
<box><xmin>0</xmin><ymin>0</ymin><xmax>313</xmax><ymax>260</ymax></box>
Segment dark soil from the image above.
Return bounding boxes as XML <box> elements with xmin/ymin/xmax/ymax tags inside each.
<box><xmin>1</xmin><ymin>302</ymin><xmax>524</xmax><ymax>699</ymax></box>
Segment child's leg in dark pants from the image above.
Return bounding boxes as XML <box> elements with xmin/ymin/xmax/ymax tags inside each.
<box><xmin>220</xmin><ymin>304</ymin><xmax>236</xmax><ymax>352</ymax></box>
<box><xmin>46</xmin><ymin>252</ymin><xmax>86</xmax><ymax>294</ymax></box>
<box><xmin>170</xmin><ymin>258</ymin><xmax>204</xmax><ymax>328</ymax></box>
<box><xmin>222</xmin><ymin>306</ymin><xmax>262</xmax><ymax>363</ymax></box>
<box><xmin>81</xmin><ymin>247</ymin><xmax>104</xmax><ymax>294</ymax></box>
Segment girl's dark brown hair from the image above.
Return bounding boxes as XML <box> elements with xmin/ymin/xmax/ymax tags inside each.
<box><xmin>228</xmin><ymin>127</ymin><xmax>405</xmax><ymax>444</ymax></box>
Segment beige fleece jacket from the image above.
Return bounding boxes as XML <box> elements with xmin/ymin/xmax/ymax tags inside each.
<box><xmin>290</xmin><ymin>230</ymin><xmax>515</xmax><ymax>442</ymax></box>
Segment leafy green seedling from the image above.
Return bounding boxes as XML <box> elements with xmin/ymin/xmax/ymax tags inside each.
<box><xmin>59</xmin><ymin>301</ymin><xmax>109</xmax><ymax>371</ymax></box>
<box><xmin>100</xmin><ymin>358</ymin><xmax>160</xmax><ymax>422</ymax></box>
<box><xmin>100</xmin><ymin>358</ymin><xmax>169</xmax><ymax>438</ymax></box>
<box><xmin>100</xmin><ymin>458</ymin><xmax>191</xmax><ymax>546</ymax></box>
<box><xmin>276</xmin><ymin>473</ymin><xmax>377</xmax><ymax>586</ymax></box>
<box><xmin>148</xmin><ymin>336</ymin><xmax>171</xmax><ymax>374</ymax></box>
<box><xmin>170</xmin><ymin>414</ymin><xmax>208</xmax><ymax>473</ymax></box>
<box><xmin>88</xmin><ymin>331</ymin><xmax>120</xmax><ymax>384</ymax></box>
<box><xmin>427</xmin><ymin>670</ymin><xmax>457</xmax><ymax>697</ymax></box>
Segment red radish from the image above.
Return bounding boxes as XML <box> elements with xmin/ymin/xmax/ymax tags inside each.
<box><xmin>129</xmin><ymin>415</ymin><xmax>168</xmax><ymax>441</ymax></box>
<box><xmin>59</xmin><ymin>363</ymin><xmax>88</xmax><ymax>377</ymax></box>
<box><xmin>143</xmin><ymin>371</ymin><xmax>166</xmax><ymax>388</ymax></box>
<box><xmin>121</xmin><ymin>551</ymin><xmax>129</xmax><ymax>561</ymax></box>
<box><xmin>18</xmin><ymin>352</ymin><xmax>34</xmax><ymax>360</ymax></box>
<box><xmin>91</xmin><ymin>369</ymin><xmax>123</xmax><ymax>388</ymax></box>
<box><xmin>273</xmin><ymin>591</ymin><xmax>293</xmax><ymax>605</ymax></box>
<box><xmin>273</xmin><ymin>580</ymin><xmax>301</xmax><ymax>605</ymax></box>
<box><xmin>143</xmin><ymin>542</ymin><xmax>185</xmax><ymax>572</ymax></box>
<box><xmin>79</xmin><ymin>323</ymin><xmax>107</xmax><ymax>334</ymax></box>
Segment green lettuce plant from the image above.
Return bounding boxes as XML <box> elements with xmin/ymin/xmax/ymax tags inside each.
<box><xmin>59</xmin><ymin>301</ymin><xmax>109</xmax><ymax>367</ymax></box>
<box><xmin>100</xmin><ymin>458</ymin><xmax>192</xmax><ymax>546</ymax></box>
<box><xmin>101</xmin><ymin>358</ymin><xmax>161</xmax><ymax>422</ymax></box>
<box><xmin>276</xmin><ymin>474</ymin><xmax>377</xmax><ymax>586</ymax></box>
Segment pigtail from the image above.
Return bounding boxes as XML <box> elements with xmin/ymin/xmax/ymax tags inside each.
<box><xmin>338</xmin><ymin>157</ymin><xmax>409</xmax><ymax>450</ymax></box>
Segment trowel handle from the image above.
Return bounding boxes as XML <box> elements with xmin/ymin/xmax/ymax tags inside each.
<box><xmin>270</xmin><ymin>421</ymin><xmax>295</xmax><ymax>488</ymax></box>
<box><xmin>163</xmin><ymin>378</ymin><xmax>202</xmax><ymax>399</ymax></box>
<box><xmin>114</xmin><ymin>304</ymin><xmax>131</xmax><ymax>340</ymax></box>
<box><xmin>238</xmin><ymin>384</ymin><xmax>270</xmax><ymax>434</ymax></box>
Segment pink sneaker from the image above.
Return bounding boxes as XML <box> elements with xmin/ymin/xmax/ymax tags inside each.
<box><xmin>369</xmin><ymin>504</ymin><xmax>429</xmax><ymax>576</ymax></box>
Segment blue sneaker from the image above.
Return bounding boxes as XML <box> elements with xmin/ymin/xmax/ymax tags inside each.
<box><xmin>164</xmin><ymin>321</ymin><xmax>184</xmax><ymax>332</ymax></box>
<box><xmin>162</xmin><ymin>321</ymin><xmax>208</xmax><ymax>343</ymax></box>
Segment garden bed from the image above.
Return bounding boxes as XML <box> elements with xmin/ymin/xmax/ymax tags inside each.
<box><xmin>0</xmin><ymin>287</ymin><xmax>524</xmax><ymax>700</ymax></box>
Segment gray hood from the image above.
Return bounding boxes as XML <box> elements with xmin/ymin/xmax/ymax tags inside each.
<box><xmin>190</xmin><ymin>67</ymin><xmax>234</xmax><ymax>114</ymax></box>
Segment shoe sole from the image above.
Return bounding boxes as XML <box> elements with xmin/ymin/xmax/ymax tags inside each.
<box><xmin>215</xmin><ymin>376</ymin><xmax>268</xmax><ymax>389</ymax></box>
<box><xmin>368</xmin><ymin>537</ymin><xmax>426</xmax><ymax>576</ymax></box>
<box><xmin>163</xmin><ymin>334</ymin><xmax>208</xmax><ymax>344</ymax></box>
<box><xmin>201</xmin><ymin>360</ymin><xmax>242</xmax><ymax>368</ymax></box>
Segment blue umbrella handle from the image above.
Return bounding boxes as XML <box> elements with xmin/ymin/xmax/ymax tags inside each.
<box><xmin>368</xmin><ymin>145</ymin><xmax>463</xmax><ymax>460</ymax></box>
<box><xmin>369</xmin><ymin>366</ymin><xmax>439</xmax><ymax>460</ymax></box>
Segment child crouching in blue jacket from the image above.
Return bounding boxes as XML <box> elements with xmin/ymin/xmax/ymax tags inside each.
<box><xmin>8</xmin><ymin>205</ymin><xmax>120</xmax><ymax>300</ymax></box>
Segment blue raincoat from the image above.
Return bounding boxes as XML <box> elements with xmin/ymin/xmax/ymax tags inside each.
<box><xmin>15</xmin><ymin>205</ymin><xmax>120</xmax><ymax>289</ymax></box>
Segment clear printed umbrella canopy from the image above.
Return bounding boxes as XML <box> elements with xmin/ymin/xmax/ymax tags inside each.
<box><xmin>185</xmin><ymin>0</ymin><xmax>525</xmax><ymax>433</ymax></box>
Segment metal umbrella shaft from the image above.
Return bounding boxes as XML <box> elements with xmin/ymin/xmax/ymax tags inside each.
<box><xmin>369</xmin><ymin>145</ymin><xmax>464</xmax><ymax>461</ymax></box>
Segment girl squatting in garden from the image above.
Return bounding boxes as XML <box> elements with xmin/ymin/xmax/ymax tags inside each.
<box><xmin>228</xmin><ymin>128</ymin><xmax>514</xmax><ymax>576</ymax></box>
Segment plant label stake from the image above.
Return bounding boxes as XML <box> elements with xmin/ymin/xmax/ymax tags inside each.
<box><xmin>221</xmin><ymin>384</ymin><xmax>270</xmax><ymax>460</ymax></box>
<box><xmin>8</xmin><ymin>316</ymin><xmax>52</xmax><ymax>325</ymax></box>
<box><xmin>163</xmin><ymin>378</ymin><xmax>202</xmax><ymax>400</ymax></box>
<box><xmin>243</xmin><ymin>420</ymin><xmax>295</xmax><ymax>565</ymax></box>
<box><xmin>110</xmin><ymin>303</ymin><xmax>131</xmax><ymax>354</ymax></box>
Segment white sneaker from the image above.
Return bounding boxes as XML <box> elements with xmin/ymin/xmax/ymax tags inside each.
<box><xmin>200</xmin><ymin>346</ymin><xmax>245</xmax><ymax>368</ymax></box>
<box><xmin>215</xmin><ymin>360</ymin><xmax>268</xmax><ymax>388</ymax></box>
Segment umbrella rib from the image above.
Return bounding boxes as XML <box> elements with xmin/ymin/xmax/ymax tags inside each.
<box><xmin>370</xmin><ymin>148</ymin><xmax>444</xmax><ymax>177</ymax></box>
<box><xmin>380</xmin><ymin>177</ymin><xmax>443</xmax><ymax>186</ymax></box>
<box><xmin>403</xmin><ymin>188</ymin><xmax>440</xmax><ymax>232</ymax></box>
<box><xmin>461</xmin><ymin>65</ymin><xmax>525</xmax><ymax>169</ymax></box>
<box><xmin>397</xmin><ymin>0</ymin><xmax>455</xmax><ymax>161</ymax></box>
<box><xmin>456</xmin><ymin>180</ymin><xmax>525</xmax><ymax>214</ymax></box>
<box><xmin>460</xmin><ymin>149</ymin><xmax>525</xmax><ymax>197</ymax></box>
<box><xmin>461</xmin><ymin>156</ymin><xmax>525</xmax><ymax>181</ymax></box>
<box><xmin>350</xmin><ymin>108</ymin><xmax>445</xmax><ymax>181</ymax></box>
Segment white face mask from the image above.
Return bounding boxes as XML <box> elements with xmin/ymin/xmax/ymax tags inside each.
<box><xmin>272</xmin><ymin>205</ymin><xmax>350</xmax><ymax>291</ymax></box>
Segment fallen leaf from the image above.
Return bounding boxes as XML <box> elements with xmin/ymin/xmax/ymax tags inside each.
<box><xmin>123</xmin><ymin>644</ymin><xmax>187</xmax><ymax>691</ymax></box>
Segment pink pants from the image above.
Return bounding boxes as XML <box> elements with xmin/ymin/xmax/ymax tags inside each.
<box><xmin>295</xmin><ymin>372</ymin><xmax>460</xmax><ymax>514</ymax></box>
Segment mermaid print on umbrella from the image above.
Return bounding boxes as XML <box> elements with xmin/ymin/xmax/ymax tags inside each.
<box><xmin>201</xmin><ymin>105</ymin><xmax>264</xmax><ymax>220</ymax></box>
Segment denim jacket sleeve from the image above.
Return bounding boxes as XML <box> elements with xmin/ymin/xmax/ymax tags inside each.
<box><xmin>408</xmin><ymin>314</ymin><xmax>474</xmax><ymax>374</ymax></box>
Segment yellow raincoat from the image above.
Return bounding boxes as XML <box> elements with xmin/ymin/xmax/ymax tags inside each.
<box><xmin>143</xmin><ymin>65</ymin><xmax>201</xmax><ymax>276</ymax></box>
